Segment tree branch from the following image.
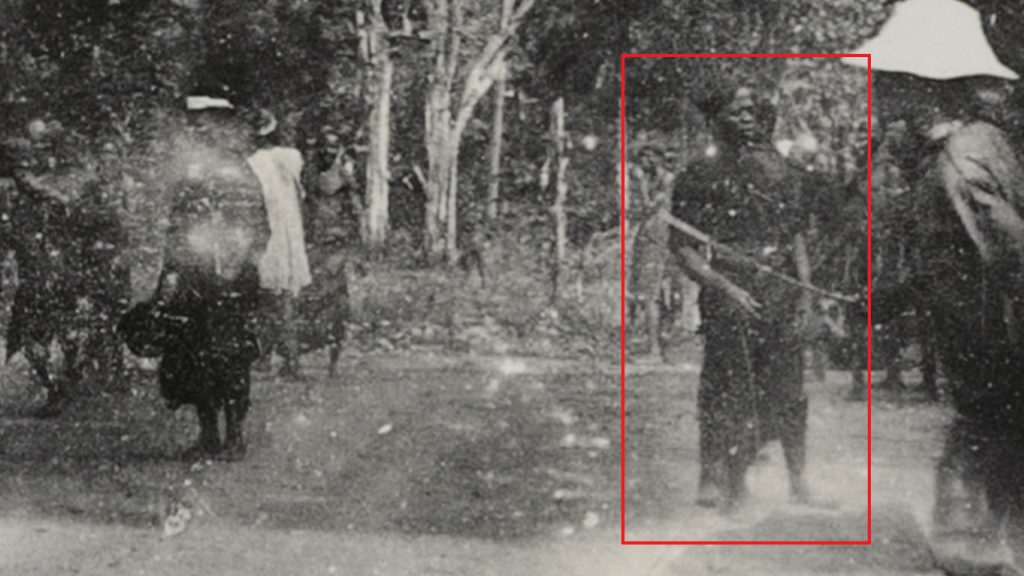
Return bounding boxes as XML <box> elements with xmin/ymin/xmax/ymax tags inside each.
<box><xmin>444</xmin><ymin>0</ymin><xmax>463</xmax><ymax>95</ymax></box>
<box><xmin>449</xmin><ymin>0</ymin><xmax>537</xmax><ymax>145</ymax></box>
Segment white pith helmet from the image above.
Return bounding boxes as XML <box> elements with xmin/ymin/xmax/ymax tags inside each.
<box><xmin>842</xmin><ymin>0</ymin><xmax>1018</xmax><ymax>81</ymax></box>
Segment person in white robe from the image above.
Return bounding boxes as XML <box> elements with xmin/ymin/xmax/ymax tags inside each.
<box><xmin>247</xmin><ymin>110</ymin><xmax>312</xmax><ymax>379</ymax></box>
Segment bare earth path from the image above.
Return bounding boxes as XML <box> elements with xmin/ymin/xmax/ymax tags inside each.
<box><xmin>0</xmin><ymin>351</ymin><xmax>949</xmax><ymax>575</ymax></box>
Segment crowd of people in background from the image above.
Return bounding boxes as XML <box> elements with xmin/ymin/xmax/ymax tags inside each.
<box><xmin>0</xmin><ymin>119</ymin><xmax>131</xmax><ymax>417</ymax></box>
<box><xmin>627</xmin><ymin>0</ymin><xmax>1024</xmax><ymax>571</ymax></box>
<box><xmin>0</xmin><ymin>90</ymin><xmax>365</xmax><ymax>436</ymax></box>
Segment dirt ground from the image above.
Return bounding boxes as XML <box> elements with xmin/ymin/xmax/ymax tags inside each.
<box><xmin>0</xmin><ymin>348</ymin><xmax>955</xmax><ymax>575</ymax></box>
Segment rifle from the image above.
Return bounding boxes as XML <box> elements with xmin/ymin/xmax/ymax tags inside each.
<box><xmin>659</xmin><ymin>210</ymin><xmax>859</xmax><ymax>304</ymax></box>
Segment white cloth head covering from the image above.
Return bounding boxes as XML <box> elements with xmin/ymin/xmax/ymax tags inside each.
<box><xmin>842</xmin><ymin>0</ymin><xmax>1018</xmax><ymax>81</ymax></box>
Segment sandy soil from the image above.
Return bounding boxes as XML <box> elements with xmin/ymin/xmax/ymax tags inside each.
<box><xmin>0</xmin><ymin>350</ymin><xmax>956</xmax><ymax>575</ymax></box>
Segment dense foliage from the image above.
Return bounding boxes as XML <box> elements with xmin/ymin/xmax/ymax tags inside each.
<box><xmin>0</xmin><ymin>0</ymin><xmax>897</xmax><ymax>354</ymax></box>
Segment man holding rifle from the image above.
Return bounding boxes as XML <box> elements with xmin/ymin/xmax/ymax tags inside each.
<box><xmin>668</xmin><ymin>80</ymin><xmax>822</xmax><ymax>512</ymax></box>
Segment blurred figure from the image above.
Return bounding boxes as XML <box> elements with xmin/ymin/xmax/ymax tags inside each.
<box><xmin>120</xmin><ymin>92</ymin><xmax>269</xmax><ymax>461</ymax></box>
<box><xmin>840</xmin><ymin>116</ymin><xmax>913</xmax><ymax>399</ymax></box>
<box><xmin>1</xmin><ymin>119</ymin><xmax>83</xmax><ymax>417</ymax></box>
<box><xmin>846</xmin><ymin>0</ymin><xmax>1024</xmax><ymax>570</ymax></box>
<box><xmin>72</xmin><ymin>140</ymin><xmax>131</xmax><ymax>392</ymax></box>
<box><xmin>247</xmin><ymin>109</ymin><xmax>312</xmax><ymax>380</ymax></box>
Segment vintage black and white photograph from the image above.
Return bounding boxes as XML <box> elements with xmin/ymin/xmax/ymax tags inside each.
<box><xmin>2</xmin><ymin>0</ymin><xmax>1024</xmax><ymax>574</ymax></box>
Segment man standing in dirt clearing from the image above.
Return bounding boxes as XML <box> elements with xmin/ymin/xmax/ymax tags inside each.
<box><xmin>845</xmin><ymin>0</ymin><xmax>1024</xmax><ymax>571</ymax></box>
<box><xmin>669</xmin><ymin>79</ymin><xmax>820</xmax><ymax>512</ymax></box>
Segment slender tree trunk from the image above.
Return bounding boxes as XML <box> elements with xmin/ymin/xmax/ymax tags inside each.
<box><xmin>425</xmin><ymin>90</ymin><xmax>452</xmax><ymax>262</ymax></box>
<box><xmin>423</xmin><ymin>0</ymin><xmax>461</xmax><ymax>262</ymax></box>
<box><xmin>486</xmin><ymin>0</ymin><xmax>514</xmax><ymax>221</ymax></box>
<box><xmin>485</xmin><ymin>63</ymin><xmax>506</xmax><ymax>221</ymax></box>
<box><xmin>548</xmin><ymin>97</ymin><xmax>568</xmax><ymax>301</ymax></box>
<box><xmin>365</xmin><ymin>0</ymin><xmax>392</xmax><ymax>249</ymax></box>
<box><xmin>422</xmin><ymin>0</ymin><xmax>536</xmax><ymax>263</ymax></box>
<box><xmin>446</xmin><ymin>139</ymin><xmax>459</xmax><ymax>262</ymax></box>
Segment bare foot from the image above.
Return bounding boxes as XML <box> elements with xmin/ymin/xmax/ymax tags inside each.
<box><xmin>696</xmin><ymin>483</ymin><xmax>723</xmax><ymax>508</ymax></box>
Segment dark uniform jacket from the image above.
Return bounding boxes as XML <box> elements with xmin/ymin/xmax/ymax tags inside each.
<box><xmin>670</xmin><ymin>144</ymin><xmax>807</xmax><ymax>326</ymax></box>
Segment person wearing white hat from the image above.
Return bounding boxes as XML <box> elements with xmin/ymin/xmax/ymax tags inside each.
<box><xmin>120</xmin><ymin>91</ymin><xmax>270</xmax><ymax>461</ymax></box>
<box><xmin>846</xmin><ymin>0</ymin><xmax>1024</xmax><ymax>571</ymax></box>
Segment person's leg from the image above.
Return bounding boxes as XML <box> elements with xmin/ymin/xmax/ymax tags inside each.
<box><xmin>25</xmin><ymin>338</ymin><xmax>66</xmax><ymax>418</ymax></box>
<box><xmin>919</xmin><ymin>311</ymin><xmax>940</xmax><ymax>400</ymax></box>
<box><xmin>221</xmin><ymin>363</ymin><xmax>252</xmax><ymax>461</ymax></box>
<box><xmin>695</xmin><ymin>315</ymin><xmax>746</xmax><ymax>508</ymax></box>
<box><xmin>780</xmin><ymin>394</ymin><xmax>810</xmax><ymax>502</ymax></box>
<box><xmin>1003</xmin><ymin>478</ymin><xmax>1024</xmax><ymax>575</ymax></box>
<box><xmin>846</xmin><ymin>304</ymin><xmax>868</xmax><ymax>401</ymax></box>
<box><xmin>254</xmin><ymin>290</ymin><xmax>280</xmax><ymax>372</ymax></box>
<box><xmin>877</xmin><ymin>320</ymin><xmax>906</xmax><ymax>390</ymax></box>
<box><xmin>696</xmin><ymin>378</ymin><xmax>727</xmax><ymax>507</ymax></box>
<box><xmin>645</xmin><ymin>296</ymin><xmax>662</xmax><ymax>361</ymax></box>
<box><xmin>279</xmin><ymin>293</ymin><xmax>304</xmax><ymax>380</ymax></box>
<box><xmin>754</xmin><ymin>319</ymin><xmax>810</xmax><ymax>503</ymax></box>
<box><xmin>184</xmin><ymin>398</ymin><xmax>222</xmax><ymax>460</ymax></box>
<box><xmin>58</xmin><ymin>328</ymin><xmax>82</xmax><ymax>394</ymax></box>
<box><xmin>933</xmin><ymin>419</ymin><xmax>999</xmax><ymax>542</ymax></box>
<box><xmin>716</xmin><ymin>320</ymin><xmax>759</xmax><ymax>510</ymax></box>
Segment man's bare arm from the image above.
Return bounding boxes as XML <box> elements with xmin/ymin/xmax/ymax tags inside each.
<box><xmin>674</xmin><ymin>244</ymin><xmax>761</xmax><ymax>317</ymax></box>
<box><xmin>793</xmin><ymin>232</ymin><xmax>814</xmax><ymax>315</ymax></box>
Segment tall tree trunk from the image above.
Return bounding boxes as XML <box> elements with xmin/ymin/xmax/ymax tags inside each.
<box><xmin>422</xmin><ymin>0</ymin><xmax>461</xmax><ymax>262</ymax></box>
<box><xmin>422</xmin><ymin>0</ymin><xmax>537</xmax><ymax>263</ymax></box>
<box><xmin>446</xmin><ymin>139</ymin><xmax>459</xmax><ymax>262</ymax></box>
<box><xmin>485</xmin><ymin>0</ymin><xmax>514</xmax><ymax>222</ymax></box>
<box><xmin>548</xmin><ymin>97</ymin><xmax>568</xmax><ymax>301</ymax></box>
<box><xmin>365</xmin><ymin>0</ymin><xmax>392</xmax><ymax>249</ymax></box>
<box><xmin>425</xmin><ymin>79</ymin><xmax>452</xmax><ymax>262</ymax></box>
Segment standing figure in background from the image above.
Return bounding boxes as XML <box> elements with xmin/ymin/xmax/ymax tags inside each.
<box><xmin>121</xmin><ymin>92</ymin><xmax>269</xmax><ymax>460</ymax></box>
<box><xmin>839</xmin><ymin>117</ymin><xmax>910</xmax><ymax>399</ymax></box>
<box><xmin>304</xmin><ymin>126</ymin><xmax>363</xmax><ymax>253</ymax></box>
<box><xmin>73</xmin><ymin>140</ymin><xmax>131</xmax><ymax>392</ymax></box>
<box><xmin>629</xmin><ymin>135</ymin><xmax>675</xmax><ymax>361</ymax></box>
<box><xmin>299</xmin><ymin>125</ymin><xmax>360</xmax><ymax>377</ymax></box>
<box><xmin>670</xmin><ymin>82</ymin><xmax>818</xmax><ymax>511</ymax></box>
<box><xmin>2</xmin><ymin>119</ymin><xmax>82</xmax><ymax>418</ymax></box>
<box><xmin>248</xmin><ymin>110</ymin><xmax>312</xmax><ymax>380</ymax></box>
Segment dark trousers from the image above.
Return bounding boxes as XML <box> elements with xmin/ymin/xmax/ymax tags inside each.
<box><xmin>698</xmin><ymin>304</ymin><xmax>807</xmax><ymax>504</ymax></box>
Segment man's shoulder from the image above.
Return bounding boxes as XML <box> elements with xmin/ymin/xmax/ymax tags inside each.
<box><xmin>945</xmin><ymin>120</ymin><xmax>1013</xmax><ymax>157</ymax></box>
<box><xmin>673</xmin><ymin>157</ymin><xmax>720</xmax><ymax>190</ymax></box>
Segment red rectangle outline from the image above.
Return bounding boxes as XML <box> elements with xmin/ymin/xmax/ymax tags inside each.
<box><xmin>619</xmin><ymin>53</ymin><xmax>873</xmax><ymax>546</ymax></box>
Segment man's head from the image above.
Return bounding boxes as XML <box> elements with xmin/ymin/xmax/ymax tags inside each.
<box><xmin>634</xmin><ymin>133</ymin><xmax>667</xmax><ymax>172</ymax></box>
<box><xmin>24</xmin><ymin>118</ymin><xmax>62</xmax><ymax>171</ymax></box>
<box><xmin>699</xmin><ymin>84</ymin><xmax>776</xmax><ymax>151</ymax></box>
<box><xmin>316</xmin><ymin>127</ymin><xmax>343</xmax><ymax>170</ymax></box>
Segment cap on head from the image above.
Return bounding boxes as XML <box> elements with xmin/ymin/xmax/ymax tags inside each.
<box><xmin>255</xmin><ymin>109</ymin><xmax>278</xmax><ymax>137</ymax></box>
<box><xmin>186</xmin><ymin>95</ymin><xmax>235</xmax><ymax>111</ymax></box>
<box><xmin>27</xmin><ymin>119</ymin><xmax>49</xmax><ymax>140</ymax></box>
<box><xmin>843</xmin><ymin>0</ymin><xmax>1018</xmax><ymax>81</ymax></box>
